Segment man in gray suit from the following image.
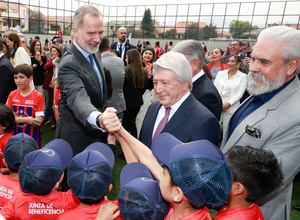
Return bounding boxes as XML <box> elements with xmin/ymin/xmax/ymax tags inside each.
<box><xmin>221</xmin><ymin>26</ymin><xmax>300</xmax><ymax>220</ymax></box>
<box><xmin>99</xmin><ymin>37</ymin><xmax>126</xmax><ymax>119</ymax></box>
<box><xmin>56</xmin><ymin>5</ymin><xmax>120</xmax><ymax>157</ymax></box>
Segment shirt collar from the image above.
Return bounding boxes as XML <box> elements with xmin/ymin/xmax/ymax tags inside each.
<box><xmin>192</xmin><ymin>70</ymin><xmax>205</xmax><ymax>82</ymax></box>
<box><xmin>73</xmin><ymin>40</ymin><xmax>90</xmax><ymax>59</ymax></box>
<box><xmin>0</xmin><ymin>53</ymin><xmax>4</xmax><ymax>59</ymax></box>
<box><xmin>258</xmin><ymin>76</ymin><xmax>296</xmax><ymax>103</ymax></box>
<box><xmin>169</xmin><ymin>91</ymin><xmax>190</xmax><ymax>111</ymax></box>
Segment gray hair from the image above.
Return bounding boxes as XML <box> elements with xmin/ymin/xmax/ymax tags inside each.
<box><xmin>73</xmin><ymin>5</ymin><xmax>102</xmax><ymax>29</ymax></box>
<box><xmin>153</xmin><ymin>52</ymin><xmax>193</xmax><ymax>90</ymax></box>
<box><xmin>171</xmin><ymin>40</ymin><xmax>204</xmax><ymax>70</ymax></box>
<box><xmin>258</xmin><ymin>26</ymin><xmax>300</xmax><ymax>75</ymax></box>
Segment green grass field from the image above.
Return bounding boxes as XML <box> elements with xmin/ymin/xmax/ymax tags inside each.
<box><xmin>42</xmin><ymin>122</ymin><xmax>300</xmax><ymax>219</ymax></box>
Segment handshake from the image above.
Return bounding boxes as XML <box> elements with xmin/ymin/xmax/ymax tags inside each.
<box><xmin>98</xmin><ymin>107</ymin><xmax>122</xmax><ymax>134</ymax></box>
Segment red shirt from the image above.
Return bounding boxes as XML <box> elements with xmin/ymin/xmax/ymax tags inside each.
<box><xmin>164</xmin><ymin>206</ymin><xmax>211</xmax><ymax>220</ymax></box>
<box><xmin>155</xmin><ymin>46</ymin><xmax>161</xmax><ymax>58</ymax></box>
<box><xmin>0</xmin><ymin>175</ymin><xmax>22</xmax><ymax>209</ymax></box>
<box><xmin>6</xmin><ymin>89</ymin><xmax>44</xmax><ymax>148</ymax></box>
<box><xmin>213</xmin><ymin>203</ymin><xmax>264</xmax><ymax>220</ymax></box>
<box><xmin>54</xmin><ymin>89</ymin><xmax>60</xmax><ymax>109</ymax></box>
<box><xmin>58</xmin><ymin>199</ymin><xmax>122</xmax><ymax>220</ymax></box>
<box><xmin>0</xmin><ymin>132</ymin><xmax>13</xmax><ymax>168</ymax></box>
<box><xmin>0</xmin><ymin>190</ymin><xmax>79</xmax><ymax>220</ymax></box>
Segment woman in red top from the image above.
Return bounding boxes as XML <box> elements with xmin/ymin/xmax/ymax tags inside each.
<box><xmin>207</xmin><ymin>48</ymin><xmax>228</xmax><ymax>82</ymax></box>
<box><xmin>43</xmin><ymin>44</ymin><xmax>63</xmax><ymax>130</ymax></box>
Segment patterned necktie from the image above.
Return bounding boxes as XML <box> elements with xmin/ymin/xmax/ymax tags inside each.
<box><xmin>88</xmin><ymin>53</ymin><xmax>103</xmax><ymax>100</ymax></box>
<box><xmin>152</xmin><ymin>107</ymin><xmax>171</xmax><ymax>141</ymax></box>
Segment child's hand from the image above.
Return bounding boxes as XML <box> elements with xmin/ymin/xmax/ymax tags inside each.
<box><xmin>96</xmin><ymin>202</ymin><xmax>120</xmax><ymax>220</ymax></box>
<box><xmin>107</xmin><ymin>133</ymin><xmax>116</xmax><ymax>145</ymax></box>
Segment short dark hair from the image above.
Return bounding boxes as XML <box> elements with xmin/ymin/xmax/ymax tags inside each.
<box><xmin>111</xmin><ymin>49</ymin><xmax>120</xmax><ymax>57</ymax></box>
<box><xmin>232</xmin><ymin>39</ymin><xmax>243</xmax><ymax>46</ymax></box>
<box><xmin>243</xmin><ymin>42</ymin><xmax>251</xmax><ymax>48</ymax></box>
<box><xmin>0</xmin><ymin>103</ymin><xmax>15</xmax><ymax>133</ymax></box>
<box><xmin>227</xmin><ymin>146</ymin><xmax>283</xmax><ymax>203</ymax></box>
<box><xmin>13</xmin><ymin>64</ymin><xmax>33</xmax><ymax>78</ymax></box>
<box><xmin>99</xmin><ymin>37</ymin><xmax>110</xmax><ymax>52</ymax></box>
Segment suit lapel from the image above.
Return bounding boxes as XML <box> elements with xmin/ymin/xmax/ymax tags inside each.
<box><xmin>163</xmin><ymin>94</ymin><xmax>194</xmax><ymax>133</ymax></box>
<box><xmin>93</xmin><ymin>53</ymin><xmax>107</xmax><ymax>103</ymax></box>
<box><xmin>68</xmin><ymin>44</ymin><xmax>103</xmax><ymax>104</ymax></box>
<box><xmin>222</xmin><ymin>77</ymin><xmax>300</xmax><ymax>152</ymax></box>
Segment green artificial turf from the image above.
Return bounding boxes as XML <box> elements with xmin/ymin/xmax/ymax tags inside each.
<box><xmin>42</xmin><ymin>123</ymin><xmax>300</xmax><ymax>219</ymax></box>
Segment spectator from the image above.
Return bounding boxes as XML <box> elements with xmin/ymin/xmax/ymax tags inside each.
<box><xmin>207</xmin><ymin>48</ymin><xmax>228</xmax><ymax>81</ymax></box>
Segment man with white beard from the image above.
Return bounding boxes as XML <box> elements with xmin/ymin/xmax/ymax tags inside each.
<box><xmin>220</xmin><ymin>26</ymin><xmax>300</xmax><ymax>220</ymax></box>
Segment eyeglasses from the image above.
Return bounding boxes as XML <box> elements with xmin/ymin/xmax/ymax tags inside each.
<box><xmin>230</xmin><ymin>44</ymin><xmax>238</xmax><ymax>47</ymax></box>
<box><xmin>242</xmin><ymin>48</ymin><xmax>247</xmax><ymax>50</ymax></box>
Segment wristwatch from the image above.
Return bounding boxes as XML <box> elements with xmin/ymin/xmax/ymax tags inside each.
<box><xmin>96</xmin><ymin>115</ymin><xmax>101</xmax><ymax>127</ymax></box>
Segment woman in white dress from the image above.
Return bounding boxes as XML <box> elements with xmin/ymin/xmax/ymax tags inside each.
<box><xmin>214</xmin><ymin>55</ymin><xmax>247</xmax><ymax>138</ymax></box>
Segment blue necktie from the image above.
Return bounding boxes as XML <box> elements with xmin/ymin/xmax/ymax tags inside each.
<box><xmin>119</xmin><ymin>44</ymin><xmax>123</xmax><ymax>58</ymax></box>
<box><xmin>88</xmin><ymin>54</ymin><xmax>103</xmax><ymax>99</ymax></box>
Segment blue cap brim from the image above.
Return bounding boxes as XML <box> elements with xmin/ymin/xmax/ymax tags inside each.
<box><xmin>84</xmin><ymin>142</ymin><xmax>115</xmax><ymax>169</ymax></box>
<box><xmin>151</xmin><ymin>133</ymin><xmax>182</xmax><ymax>167</ymax></box>
<box><xmin>42</xmin><ymin>139</ymin><xmax>73</xmax><ymax>170</ymax></box>
<box><xmin>120</xmin><ymin>162</ymin><xmax>154</xmax><ymax>188</ymax></box>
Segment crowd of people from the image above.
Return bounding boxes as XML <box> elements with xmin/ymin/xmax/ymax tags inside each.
<box><xmin>0</xmin><ymin>4</ymin><xmax>300</xmax><ymax>220</ymax></box>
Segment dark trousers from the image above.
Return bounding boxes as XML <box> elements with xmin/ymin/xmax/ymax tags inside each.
<box><xmin>122</xmin><ymin>106</ymin><xmax>141</xmax><ymax>138</ymax></box>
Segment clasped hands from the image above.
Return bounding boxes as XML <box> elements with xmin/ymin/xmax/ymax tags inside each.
<box><xmin>99</xmin><ymin>107</ymin><xmax>122</xmax><ymax>133</ymax></box>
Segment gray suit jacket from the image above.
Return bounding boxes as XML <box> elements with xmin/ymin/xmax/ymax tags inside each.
<box><xmin>221</xmin><ymin>76</ymin><xmax>300</xmax><ymax>220</ymax></box>
<box><xmin>56</xmin><ymin>43</ymin><xmax>107</xmax><ymax>156</ymax></box>
<box><xmin>101</xmin><ymin>52</ymin><xmax>126</xmax><ymax>114</ymax></box>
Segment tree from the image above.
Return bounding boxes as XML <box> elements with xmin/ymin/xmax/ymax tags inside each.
<box><xmin>141</xmin><ymin>9</ymin><xmax>154</xmax><ymax>38</ymax></box>
<box><xmin>202</xmin><ymin>24</ymin><xmax>218</xmax><ymax>39</ymax></box>
<box><xmin>185</xmin><ymin>23</ymin><xmax>203</xmax><ymax>40</ymax></box>
<box><xmin>164</xmin><ymin>28</ymin><xmax>176</xmax><ymax>38</ymax></box>
<box><xmin>127</xmin><ymin>26</ymin><xmax>143</xmax><ymax>38</ymax></box>
<box><xmin>29</xmin><ymin>10</ymin><xmax>45</xmax><ymax>33</ymax></box>
<box><xmin>229</xmin><ymin>20</ymin><xmax>257</xmax><ymax>39</ymax></box>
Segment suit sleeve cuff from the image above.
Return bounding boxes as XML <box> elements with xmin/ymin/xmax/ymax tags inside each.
<box><xmin>87</xmin><ymin>111</ymin><xmax>106</xmax><ymax>132</ymax></box>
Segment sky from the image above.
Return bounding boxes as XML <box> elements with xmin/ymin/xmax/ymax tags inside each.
<box><xmin>104</xmin><ymin>0</ymin><xmax>284</xmax><ymax>6</ymax></box>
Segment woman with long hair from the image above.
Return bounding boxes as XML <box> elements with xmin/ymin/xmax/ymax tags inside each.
<box><xmin>123</xmin><ymin>49</ymin><xmax>149</xmax><ymax>138</ymax></box>
<box><xmin>136</xmin><ymin>46</ymin><xmax>155</xmax><ymax>134</ymax></box>
<box><xmin>214</xmin><ymin>55</ymin><xmax>247</xmax><ymax>138</ymax></box>
<box><xmin>1</xmin><ymin>39</ymin><xmax>12</xmax><ymax>59</ymax></box>
<box><xmin>207</xmin><ymin>48</ymin><xmax>228</xmax><ymax>82</ymax></box>
<box><xmin>43</xmin><ymin>44</ymin><xmax>64</xmax><ymax>130</ymax></box>
<box><xmin>6</xmin><ymin>33</ymin><xmax>31</xmax><ymax>67</ymax></box>
<box><xmin>30</xmin><ymin>39</ymin><xmax>47</xmax><ymax>94</ymax></box>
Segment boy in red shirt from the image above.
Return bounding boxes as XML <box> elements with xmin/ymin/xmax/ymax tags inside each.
<box><xmin>0</xmin><ymin>104</ymin><xmax>15</xmax><ymax>171</ymax></box>
<box><xmin>213</xmin><ymin>146</ymin><xmax>283</xmax><ymax>220</ymax></box>
<box><xmin>0</xmin><ymin>133</ymin><xmax>37</xmax><ymax>209</ymax></box>
<box><xmin>0</xmin><ymin>139</ymin><xmax>79</xmax><ymax>219</ymax></box>
<box><xmin>58</xmin><ymin>142</ymin><xmax>122</xmax><ymax>220</ymax></box>
<box><xmin>116</xmin><ymin>127</ymin><xmax>233</xmax><ymax>220</ymax></box>
<box><xmin>6</xmin><ymin>64</ymin><xmax>44</xmax><ymax>148</ymax></box>
<box><xmin>117</xmin><ymin>162</ymin><xmax>170</xmax><ymax>219</ymax></box>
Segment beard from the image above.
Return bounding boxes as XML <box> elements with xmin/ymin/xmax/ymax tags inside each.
<box><xmin>77</xmin><ymin>32</ymin><xmax>99</xmax><ymax>54</ymax></box>
<box><xmin>247</xmin><ymin>65</ymin><xmax>286</xmax><ymax>96</ymax></box>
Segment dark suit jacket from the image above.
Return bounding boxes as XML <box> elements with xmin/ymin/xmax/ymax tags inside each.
<box><xmin>139</xmin><ymin>94</ymin><xmax>220</xmax><ymax>148</ymax></box>
<box><xmin>0</xmin><ymin>55</ymin><xmax>15</xmax><ymax>103</ymax></box>
<box><xmin>56</xmin><ymin>43</ymin><xmax>107</xmax><ymax>156</ymax></box>
<box><xmin>191</xmin><ymin>74</ymin><xmax>222</xmax><ymax>120</ymax></box>
<box><xmin>111</xmin><ymin>41</ymin><xmax>136</xmax><ymax>65</ymax></box>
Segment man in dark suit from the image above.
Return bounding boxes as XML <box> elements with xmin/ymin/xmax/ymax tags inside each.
<box><xmin>56</xmin><ymin>5</ymin><xmax>120</xmax><ymax>157</ymax></box>
<box><xmin>172</xmin><ymin>40</ymin><xmax>222</xmax><ymax>120</ymax></box>
<box><xmin>111</xmin><ymin>27</ymin><xmax>135</xmax><ymax>65</ymax></box>
<box><xmin>0</xmin><ymin>40</ymin><xmax>15</xmax><ymax>103</ymax></box>
<box><xmin>139</xmin><ymin>52</ymin><xmax>220</xmax><ymax>148</ymax></box>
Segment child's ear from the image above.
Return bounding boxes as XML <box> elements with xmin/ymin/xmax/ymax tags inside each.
<box><xmin>3</xmin><ymin>158</ymin><xmax>7</xmax><ymax>168</ymax></box>
<box><xmin>29</xmin><ymin>75</ymin><xmax>33</xmax><ymax>82</ymax></box>
<box><xmin>172</xmin><ymin>186</ymin><xmax>184</xmax><ymax>203</ymax></box>
<box><xmin>54</xmin><ymin>172</ymin><xmax>65</xmax><ymax>190</ymax></box>
<box><xmin>108</xmin><ymin>183</ymin><xmax>113</xmax><ymax>192</ymax></box>
<box><xmin>232</xmin><ymin>182</ymin><xmax>245</xmax><ymax>196</ymax></box>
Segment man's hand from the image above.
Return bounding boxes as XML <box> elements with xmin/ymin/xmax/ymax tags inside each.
<box><xmin>100</xmin><ymin>107</ymin><xmax>121</xmax><ymax>133</ymax></box>
<box><xmin>95</xmin><ymin>202</ymin><xmax>120</xmax><ymax>220</ymax></box>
